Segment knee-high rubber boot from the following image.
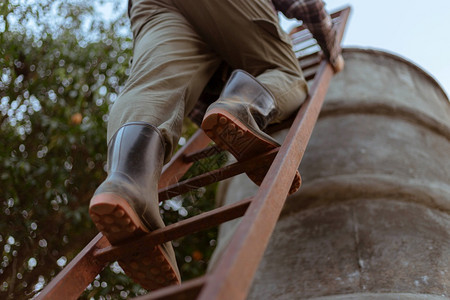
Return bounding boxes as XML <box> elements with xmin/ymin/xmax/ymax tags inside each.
<box><xmin>89</xmin><ymin>122</ymin><xmax>181</xmax><ymax>290</ymax></box>
<box><xmin>202</xmin><ymin>70</ymin><xmax>301</xmax><ymax>194</ymax></box>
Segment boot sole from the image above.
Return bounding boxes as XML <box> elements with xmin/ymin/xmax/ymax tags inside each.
<box><xmin>89</xmin><ymin>193</ymin><xmax>180</xmax><ymax>290</ymax></box>
<box><xmin>202</xmin><ymin>108</ymin><xmax>301</xmax><ymax>194</ymax></box>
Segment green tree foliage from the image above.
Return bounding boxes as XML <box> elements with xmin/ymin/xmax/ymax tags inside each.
<box><xmin>0</xmin><ymin>1</ymin><xmax>220</xmax><ymax>298</ymax></box>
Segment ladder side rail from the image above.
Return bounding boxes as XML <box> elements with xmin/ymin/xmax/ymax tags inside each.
<box><xmin>156</xmin><ymin>27</ymin><xmax>324</xmax><ymax>201</ymax></box>
<box><xmin>159</xmin><ymin>129</ymin><xmax>211</xmax><ymax>189</ymax></box>
<box><xmin>273</xmin><ymin>9</ymin><xmax>346</xmax><ymax>134</ymax></box>
<box><xmin>158</xmin><ymin>149</ymin><xmax>278</xmax><ymax>201</ymax></box>
<box><xmin>94</xmin><ymin>197</ymin><xmax>252</xmax><ymax>263</ymax></box>
<box><xmin>97</xmin><ymin>197</ymin><xmax>252</xmax><ymax>300</ymax></box>
<box><xmin>38</xmin><ymin>125</ymin><xmax>211</xmax><ymax>299</ymax></box>
<box><xmin>183</xmin><ymin>145</ymin><xmax>223</xmax><ymax>163</ymax></box>
<box><xmin>36</xmin><ymin>234</ymin><xmax>110</xmax><ymax>300</ymax></box>
<box><xmin>197</xmin><ymin>7</ymin><xmax>350</xmax><ymax>300</ymax></box>
<box><xmin>38</xmin><ymin>8</ymin><xmax>348</xmax><ymax>299</ymax></box>
<box><xmin>200</xmin><ymin>57</ymin><xmax>334</xmax><ymax>300</ymax></box>
<box><xmin>134</xmin><ymin>276</ymin><xmax>208</xmax><ymax>300</ymax></box>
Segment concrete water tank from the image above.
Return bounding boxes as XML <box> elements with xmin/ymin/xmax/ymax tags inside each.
<box><xmin>211</xmin><ymin>48</ymin><xmax>450</xmax><ymax>299</ymax></box>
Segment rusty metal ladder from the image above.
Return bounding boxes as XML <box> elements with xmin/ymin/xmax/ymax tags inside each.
<box><xmin>38</xmin><ymin>7</ymin><xmax>350</xmax><ymax>300</ymax></box>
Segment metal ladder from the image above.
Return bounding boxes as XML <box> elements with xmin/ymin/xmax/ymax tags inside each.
<box><xmin>37</xmin><ymin>7</ymin><xmax>350</xmax><ymax>300</ymax></box>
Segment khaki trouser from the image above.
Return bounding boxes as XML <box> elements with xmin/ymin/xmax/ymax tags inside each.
<box><xmin>108</xmin><ymin>0</ymin><xmax>308</xmax><ymax>159</ymax></box>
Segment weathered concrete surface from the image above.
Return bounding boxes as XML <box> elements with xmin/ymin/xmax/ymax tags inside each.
<box><xmin>209</xmin><ymin>49</ymin><xmax>450</xmax><ymax>299</ymax></box>
<box><xmin>248</xmin><ymin>199</ymin><xmax>450</xmax><ymax>299</ymax></box>
<box><xmin>283</xmin><ymin>113</ymin><xmax>450</xmax><ymax>214</ymax></box>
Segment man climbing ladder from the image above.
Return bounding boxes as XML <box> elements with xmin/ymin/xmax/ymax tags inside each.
<box><xmin>89</xmin><ymin>0</ymin><xmax>344</xmax><ymax>291</ymax></box>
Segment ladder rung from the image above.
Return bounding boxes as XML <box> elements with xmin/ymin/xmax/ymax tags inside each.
<box><xmin>293</xmin><ymin>40</ymin><xmax>318</xmax><ymax>53</ymax></box>
<box><xmin>159</xmin><ymin>130</ymin><xmax>211</xmax><ymax>189</ymax></box>
<box><xmin>296</xmin><ymin>50</ymin><xmax>320</xmax><ymax>61</ymax></box>
<box><xmin>38</xmin><ymin>7</ymin><xmax>351</xmax><ymax>300</ymax></box>
<box><xmin>158</xmin><ymin>149</ymin><xmax>278</xmax><ymax>202</ymax></box>
<box><xmin>93</xmin><ymin>197</ymin><xmax>252</xmax><ymax>263</ymax></box>
<box><xmin>299</xmin><ymin>56</ymin><xmax>321</xmax><ymax>71</ymax></box>
<box><xmin>134</xmin><ymin>276</ymin><xmax>207</xmax><ymax>300</ymax></box>
<box><xmin>289</xmin><ymin>24</ymin><xmax>307</xmax><ymax>37</ymax></box>
<box><xmin>304</xmin><ymin>68</ymin><xmax>319</xmax><ymax>81</ymax></box>
<box><xmin>198</xmin><ymin>60</ymin><xmax>334</xmax><ymax>300</ymax></box>
<box><xmin>196</xmin><ymin>7</ymin><xmax>351</xmax><ymax>299</ymax></box>
<box><xmin>290</xmin><ymin>31</ymin><xmax>313</xmax><ymax>45</ymax></box>
<box><xmin>183</xmin><ymin>145</ymin><xmax>223</xmax><ymax>163</ymax></box>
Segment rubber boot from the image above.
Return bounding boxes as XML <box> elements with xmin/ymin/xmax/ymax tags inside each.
<box><xmin>202</xmin><ymin>70</ymin><xmax>301</xmax><ymax>194</ymax></box>
<box><xmin>89</xmin><ymin>122</ymin><xmax>181</xmax><ymax>290</ymax></box>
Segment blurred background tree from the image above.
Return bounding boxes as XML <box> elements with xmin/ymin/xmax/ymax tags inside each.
<box><xmin>0</xmin><ymin>0</ymin><xmax>220</xmax><ymax>298</ymax></box>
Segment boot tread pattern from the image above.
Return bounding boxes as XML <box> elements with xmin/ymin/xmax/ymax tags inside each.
<box><xmin>202</xmin><ymin>110</ymin><xmax>301</xmax><ymax>194</ymax></box>
<box><xmin>89</xmin><ymin>194</ymin><xmax>180</xmax><ymax>290</ymax></box>
<box><xmin>202</xmin><ymin>110</ymin><xmax>277</xmax><ymax>160</ymax></box>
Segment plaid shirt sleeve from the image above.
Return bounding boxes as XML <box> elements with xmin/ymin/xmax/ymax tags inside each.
<box><xmin>272</xmin><ymin>0</ymin><xmax>340</xmax><ymax>66</ymax></box>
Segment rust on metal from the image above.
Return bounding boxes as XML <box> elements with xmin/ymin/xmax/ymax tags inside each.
<box><xmin>94</xmin><ymin>198</ymin><xmax>252</xmax><ymax>263</ymax></box>
<box><xmin>41</xmin><ymin>7</ymin><xmax>350</xmax><ymax>300</ymax></box>
<box><xmin>38</xmin><ymin>130</ymin><xmax>212</xmax><ymax>299</ymax></box>
<box><xmin>182</xmin><ymin>145</ymin><xmax>223</xmax><ymax>163</ymax></box>
<box><xmin>197</xmin><ymin>7</ymin><xmax>351</xmax><ymax>300</ymax></box>
<box><xmin>36</xmin><ymin>234</ymin><xmax>110</xmax><ymax>300</ymax></box>
<box><xmin>158</xmin><ymin>149</ymin><xmax>278</xmax><ymax>201</ymax></box>
<box><xmin>159</xmin><ymin>129</ymin><xmax>211</xmax><ymax>189</ymax></box>
<box><xmin>134</xmin><ymin>276</ymin><xmax>208</xmax><ymax>300</ymax></box>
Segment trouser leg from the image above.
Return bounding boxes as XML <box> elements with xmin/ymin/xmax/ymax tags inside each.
<box><xmin>90</xmin><ymin>122</ymin><xmax>181</xmax><ymax>289</ymax></box>
<box><xmin>108</xmin><ymin>0</ymin><xmax>221</xmax><ymax>159</ymax></box>
<box><xmin>174</xmin><ymin>0</ymin><xmax>308</xmax><ymax>122</ymax></box>
<box><xmin>93</xmin><ymin>0</ymin><xmax>224</xmax><ymax>288</ymax></box>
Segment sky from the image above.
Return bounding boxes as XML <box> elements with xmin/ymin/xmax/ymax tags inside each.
<box><xmin>280</xmin><ymin>0</ymin><xmax>450</xmax><ymax>98</ymax></box>
<box><xmin>99</xmin><ymin>0</ymin><xmax>450</xmax><ymax>98</ymax></box>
